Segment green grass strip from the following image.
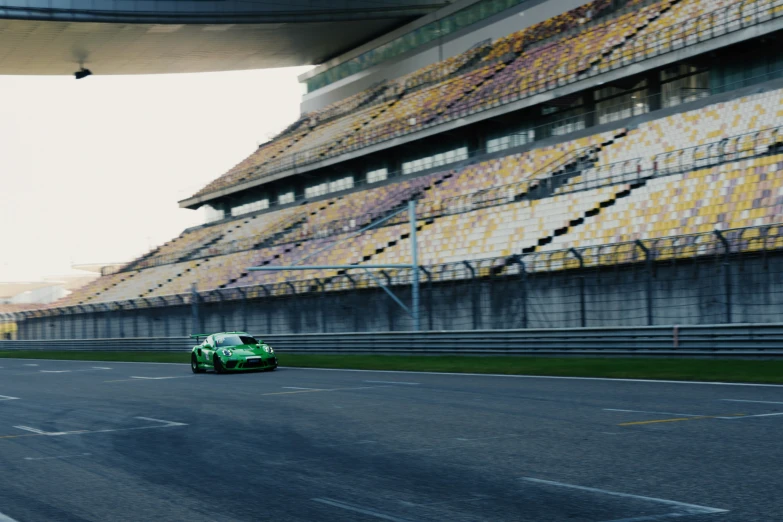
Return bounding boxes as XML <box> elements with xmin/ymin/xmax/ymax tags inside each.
<box><xmin>1</xmin><ymin>351</ymin><xmax>782</xmax><ymax>383</ymax></box>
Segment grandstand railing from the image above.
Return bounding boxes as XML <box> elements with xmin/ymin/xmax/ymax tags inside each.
<box><xmin>198</xmin><ymin>0</ymin><xmax>783</xmax><ymax>197</ymax></box>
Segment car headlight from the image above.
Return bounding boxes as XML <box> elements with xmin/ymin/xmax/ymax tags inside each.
<box><xmin>221</xmin><ymin>349</ymin><xmax>233</xmax><ymax>357</ymax></box>
<box><xmin>263</xmin><ymin>345</ymin><xmax>274</xmax><ymax>354</ymax></box>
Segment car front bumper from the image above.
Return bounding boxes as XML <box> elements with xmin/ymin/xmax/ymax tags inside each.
<box><xmin>223</xmin><ymin>356</ymin><xmax>278</xmax><ymax>370</ymax></box>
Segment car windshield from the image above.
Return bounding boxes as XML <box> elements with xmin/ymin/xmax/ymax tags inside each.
<box><xmin>215</xmin><ymin>335</ymin><xmax>259</xmax><ymax>347</ymax></box>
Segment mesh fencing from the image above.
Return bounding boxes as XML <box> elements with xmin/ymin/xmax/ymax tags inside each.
<box><xmin>6</xmin><ymin>224</ymin><xmax>783</xmax><ymax>340</ymax></box>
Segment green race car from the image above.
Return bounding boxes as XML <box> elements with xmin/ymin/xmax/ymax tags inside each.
<box><xmin>190</xmin><ymin>332</ymin><xmax>278</xmax><ymax>374</ymax></box>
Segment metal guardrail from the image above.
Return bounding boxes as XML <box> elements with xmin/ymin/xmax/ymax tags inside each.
<box><xmin>3</xmin><ymin>324</ymin><xmax>783</xmax><ymax>356</ymax></box>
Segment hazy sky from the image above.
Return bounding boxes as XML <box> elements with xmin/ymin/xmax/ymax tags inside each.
<box><xmin>0</xmin><ymin>66</ymin><xmax>311</xmax><ymax>283</ymax></box>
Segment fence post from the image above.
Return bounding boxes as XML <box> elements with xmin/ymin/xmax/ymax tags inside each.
<box><xmin>175</xmin><ymin>295</ymin><xmax>188</xmax><ymax>336</ymax></box>
<box><xmin>101</xmin><ymin>304</ymin><xmax>112</xmax><ymax>338</ymax></box>
<box><xmin>511</xmin><ymin>255</ymin><xmax>528</xmax><ymax>329</ymax></box>
<box><xmin>190</xmin><ymin>283</ymin><xmax>201</xmax><ymax>335</ymax></box>
<box><xmin>236</xmin><ymin>287</ymin><xmax>248</xmax><ymax>332</ymax></box>
<box><xmin>419</xmin><ymin>267</ymin><xmax>434</xmax><ymax>331</ymax></box>
<box><xmin>117</xmin><ymin>303</ymin><xmax>125</xmax><ymax>338</ymax></box>
<box><xmin>285</xmin><ymin>282</ymin><xmax>298</xmax><ymax>334</ymax></box>
<box><xmin>314</xmin><ymin>278</ymin><xmax>326</xmax><ymax>333</ymax></box>
<box><xmin>463</xmin><ymin>261</ymin><xmax>478</xmax><ymax>329</ymax></box>
<box><xmin>88</xmin><ymin>305</ymin><xmax>98</xmax><ymax>339</ymax></box>
<box><xmin>409</xmin><ymin>200</ymin><xmax>421</xmax><ymax>332</ymax></box>
<box><xmin>570</xmin><ymin>248</ymin><xmax>586</xmax><ymax>327</ymax></box>
<box><xmin>635</xmin><ymin>240</ymin><xmax>654</xmax><ymax>325</ymax></box>
<box><xmin>140</xmin><ymin>298</ymin><xmax>153</xmax><ymax>337</ymax></box>
<box><xmin>130</xmin><ymin>301</ymin><xmax>140</xmax><ymax>338</ymax></box>
<box><xmin>213</xmin><ymin>290</ymin><xmax>225</xmax><ymax>333</ymax></box>
<box><xmin>59</xmin><ymin>309</ymin><xmax>66</xmax><ymax>339</ymax></box>
<box><xmin>714</xmin><ymin>230</ymin><xmax>732</xmax><ymax>323</ymax></box>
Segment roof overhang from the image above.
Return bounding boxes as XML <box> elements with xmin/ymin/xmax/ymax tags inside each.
<box><xmin>0</xmin><ymin>1</ymin><xmax>445</xmax><ymax>74</ymax></box>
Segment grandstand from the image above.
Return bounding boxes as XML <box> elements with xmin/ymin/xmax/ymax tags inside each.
<box><xmin>9</xmin><ymin>0</ymin><xmax>783</xmax><ymax>338</ymax></box>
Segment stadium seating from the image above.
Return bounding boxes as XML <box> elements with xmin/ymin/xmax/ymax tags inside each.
<box><xmin>190</xmin><ymin>0</ymin><xmax>783</xmax><ymax>202</ymax></box>
<box><xmin>542</xmin><ymin>154</ymin><xmax>783</xmax><ymax>251</ymax></box>
<box><xmin>599</xmin><ymin>88</ymin><xmax>783</xmax><ymax>167</ymax></box>
<box><xmin>190</xmin><ymin>0</ymin><xmax>623</xmax><ymax>199</ymax></box>
<box><xmin>56</xmin><ymin>80</ymin><xmax>783</xmax><ymax>306</ymax></box>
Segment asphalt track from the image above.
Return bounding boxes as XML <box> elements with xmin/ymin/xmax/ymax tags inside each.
<box><xmin>1</xmin><ymin>359</ymin><xmax>782</xmax><ymax>521</ymax></box>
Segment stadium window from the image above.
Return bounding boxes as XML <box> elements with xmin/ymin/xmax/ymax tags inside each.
<box><xmin>231</xmin><ymin>198</ymin><xmax>269</xmax><ymax>217</ymax></box>
<box><xmin>305</xmin><ymin>182</ymin><xmax>329</xmax><ymax>199</ymax></box>
<box><xmin>278</xmin><ymin>191</ymin><xmax>295</xmax><ymax>205</ymax></box>
<box><xmin>202</xmin><ymin>204</ymin><xmax>225</xmax><ymax>224</ymax></box>
<box><xmin>402</xmin><ymin>146</ymin><xmax>468</xmax><ymax>176</ymax></box>
<box><xmin>596</xmin><ymin>80</ymin><xmax>648</xmax><ymax>124</ymax></box>
<box><xmin>661</xmin><ymin>65</ymin><xmax>709</xmax><ymax>108</ymax></box>
<box><xmin>367</xmin><ymin>168</ymin><xmax>388</xmax><ymax>183</ymax></box>
<box><xmin>305</xmin><ymin>0</ymin><xmax>527</xmax><ymax>93</ymax></box>
<box><xmin>329</xmin><ymin>176</ymin><xmax>354</xmax><ymax>193</ymax></box>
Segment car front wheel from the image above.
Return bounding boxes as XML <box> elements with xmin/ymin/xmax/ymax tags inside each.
<box><xmin>191</xmin><ymin>354</ymin><xmax>204</xmax><ymax>374</ymax></box>
<box><xmin>213</xmin><ymin>354</ymin><xmax>225</xmax><ymax>374</ymax></box>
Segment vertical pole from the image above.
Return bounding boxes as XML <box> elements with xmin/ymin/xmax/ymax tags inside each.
<box><xmin>409</xmin><ymin>200</ymin><xmax>421</xmax><ymax>331</ymax></box>
<box><xmin>570</xmin><ymin>249</ymin><xmax>586</xmax><ymax>328</ymax></box>
<box><xmin>636</xmin><ymin>241</ymin><xmax>654</xmax><ymax>326</ymax></box>
<box><xmin>714</xmin><ymin>230</ymin><xmax>732</xmax><ymax>324</ymax></box>
<box><xmin>191</xmin><ymin>283</ymin><xmax>201</xmax><ymax>335</ymax></box>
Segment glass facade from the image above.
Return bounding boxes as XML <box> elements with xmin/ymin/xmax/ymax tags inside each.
<box><xmin>231</xmin><ymin>198</ymin><xmax>269</xmax><ymax>218</ymax></box>
<box><xmin>306</xmin><ymin>0</ymin><xmax>526</xmax><ymax>93</ymax></box>
<box><xmin>367</xmin><ymin>168</ymin><xmax>389</xmax><ymax>183</ymax></box>
<box><xmin>278</xmin><ymin>192</ymin><xmax>295</xmax><ymax>205</ymax></box>
<box><xmin>402</xmin><ymin>147</ymin><xmax>468</xmax><ymax>175</ymax></box>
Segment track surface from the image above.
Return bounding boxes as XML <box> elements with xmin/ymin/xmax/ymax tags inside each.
<box><xmin>0</xmin><ymin>359</ymin><xmax>782</xmax><ymax>521</ymax></box>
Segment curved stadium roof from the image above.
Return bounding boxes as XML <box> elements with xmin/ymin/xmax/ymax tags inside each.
<box><xmin>0</xmin><ymin>0</ymin><xmax>445</xmax><ymax>74</ymax></box>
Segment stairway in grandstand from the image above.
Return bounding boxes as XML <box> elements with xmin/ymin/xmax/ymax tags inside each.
<box><xmin>514</xmin><ymin>130</ymin><xmax>628</xmax><ymax>202</ymax></box>
<box><xmin>518</xmin><ymin>180</ymin><xmax>646</xmax><ymax>255</ymax></box>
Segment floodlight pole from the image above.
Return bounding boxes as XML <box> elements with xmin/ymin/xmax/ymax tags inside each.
<box><xmin>409</xmin><ymin>200</ymin><xmax>420</xmax><ymax>332</ymax></box>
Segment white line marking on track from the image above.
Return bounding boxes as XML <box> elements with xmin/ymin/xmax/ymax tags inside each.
<box><xmin>14</xmin><ymin>426</ymin><xmax>50</xmax><ymax>435</ymax></box>
<box><xmin>22</xmin><ymin>364</ymin><xmax>38</xmax><ymax>367</ymax></box>
<box><xmin>0</xmin><ymin>358</ymin><xmax>186</xmax><ymax>366</ymax></box>
<box><xmin>282</xmin><ymin>386</ymin><xmax>318</xmax><ymax>390</ymax></box>
<box><xmin>91</xmin><ymin>367</ymin><xmax>112</xmax><ymax>370</ymax></box>
<box><xmin>602</xmin><ymin>513</ymin><xmax>700</xmax><ymax>521</ymax></box>
<box><xmin>135</xmin><ymin>416</ymin><xmax>188</xmax><ymax>427</ymax></box>
<box><xmin>721</xmin><ymin>412</ymin><xmax>783</xmax><ymax>419</ymax></box>
<box><xmin>40</xmin><ymin>370</ymin><xmax>72</xmax><ymax>373</ymax></box>
<box><xmin>131</xmin><ymin>376</ymin><xmax>185</xmax><ymax>380</ymax></box>
<box><xmin>604</xmin><ymin>409</ymin><xmax>706</xmax><ymax>417</ymax></box>
<box><xmin>0</xmin><ymin>509</ymin><xmax>20</xmax><ymax>522</ymax></box>
<box><xmin>312</xmin><ymin>498</ymin><xmax>415</xmax><ymax>522</ymax></box>
<box><xmin>364</xmin><ymin>380</ymin><xmax>420</xmax><ymax>385</ymax></box>
<box><xmin>317</xmin><ymin>440</ymin><xmax>377</xmax><ymax>448</ymax></box>
<box><xmin>400</xmin><ymin>494</ymin><xmax>491</xmax><ymax>507</ymax></box>
<box><xmin>286</xmin><ymin>367</ymin><xmax>783</xmax><ymax>387</ymax></box>
<box><xmin>24</xmin><ymin>453</ymin><xmax>91</xmax><ymax>461</ymax></box>
<box><xmin>520</xmin><ymin>477</ymin><xmax>728</xmax><ymax>519</ymax></box>
<box><xmin>0</xmin><ymin>395</ymin><xmax>19</xmax><ymax>401</ymax></box>
<box><xmin>721</xmin><ymin>399</ymin><xmax>783</xmax><ymax>405</ymax></box>
<box><xmin>12</xmin><ymin>417</ymin><xmax>187</xmax><ymax>437</ymax></box>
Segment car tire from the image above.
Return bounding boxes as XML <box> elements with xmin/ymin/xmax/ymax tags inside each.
<box><xmin>191</xmin><ymin>354</ymin><xmax>204</xmax><ymax>374</ymax></box>
<box><xmin>213</xmin><ymin>354</ymin><xmax>225</xmax><ymax>374</ymax></box>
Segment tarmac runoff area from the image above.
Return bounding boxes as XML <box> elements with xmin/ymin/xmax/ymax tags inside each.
<box><xmin>0</xmin><ymin>359</ymin><xmax>782</xmax><ymax>521</ymax></box>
